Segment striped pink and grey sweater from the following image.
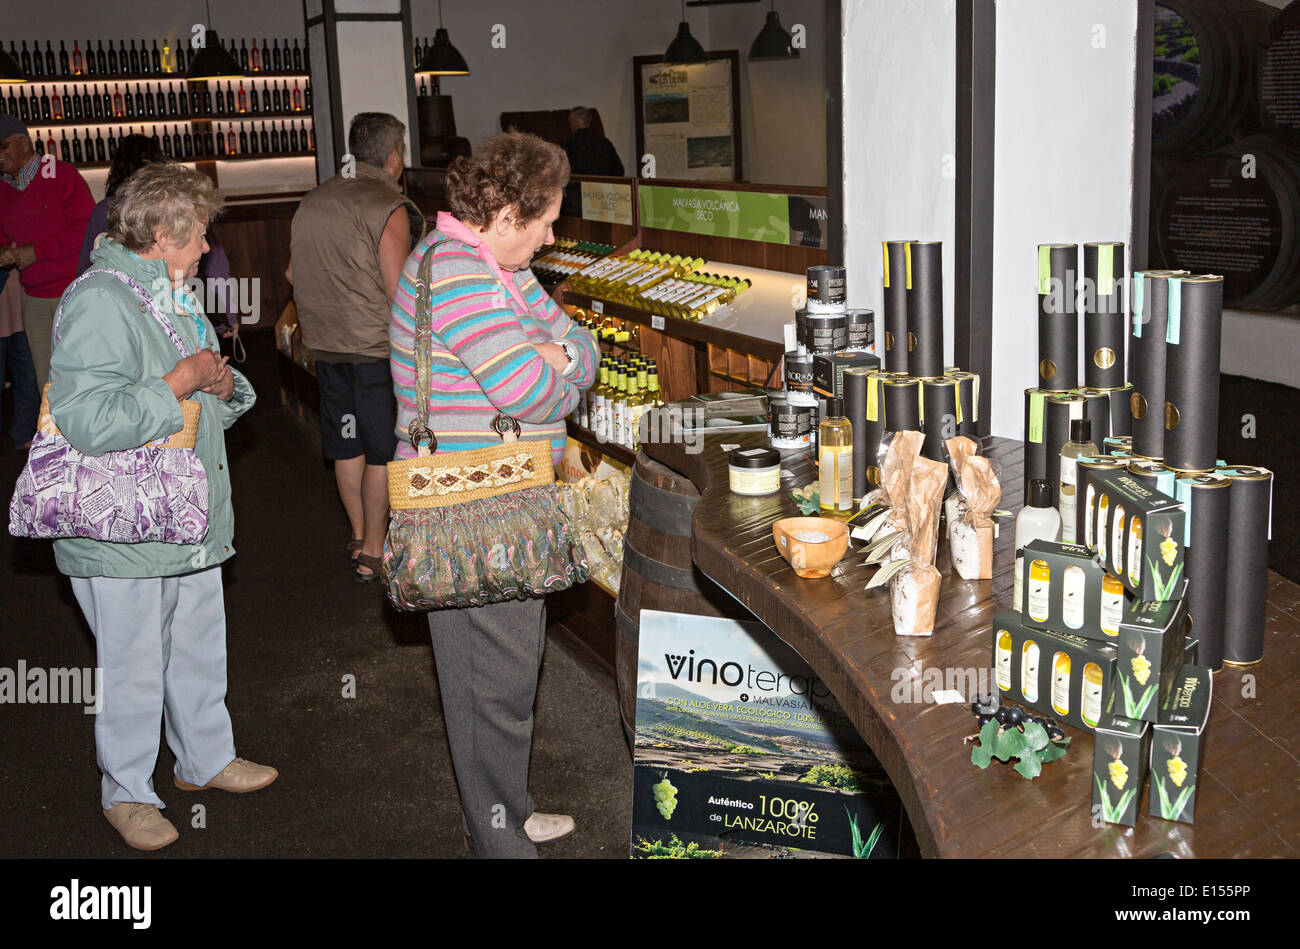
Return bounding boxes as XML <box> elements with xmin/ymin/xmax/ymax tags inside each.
<box><xmin>389</xmin><ymin>212</ymin><xmax>598</xmax><ymax>465</ymax></box>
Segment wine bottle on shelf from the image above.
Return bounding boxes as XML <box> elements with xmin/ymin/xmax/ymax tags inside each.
<box><xmin>107</xmin><ymin>40</ymin><xmax>118</xmax><ymax>74</ymax></box>
<box><xmin>237</xmin><ymin>125</ymin><xmax>248</xmax><ymax>153</ymax></box>
<box><xmin>290</xmin><ymin>80</ymin><xmax>300</xmax><ymax>111</ymax></box>
<box><xmin>208</xmin><ymin>125</ymin><xmax>219</xmax><ymax>158</ymax></box>
<box><xmin>271</xmin><ymin>81</ymin><xmax>282</xmax><ymax>112</ymax></box>
<box><xmin>257</xmin><ymin>84</ymin><xmax>268</xmax><ymax>112</ymax></box>
<box><xmin>112</xmin><ymin>83</ymin><xmax>124</xmax><ymax>117</ymax></box>
<box><xmin>162</xmin><ymin>126</ymin><xmax>173</xmax><ymax>158</ymax></box>
<box><xmin>209</xmin><ymin>84</ymin><xmax>221</xmax><ymax>115</ymax></box>
<box><xmin>250</xmin><ymin>38</ymin><xmax>260</xmax><ymax>72</ymax></box>
<box><xmin>96</xmin><ymin>40</ymin><xmax>107</xmax><ymax>74</ymax></box>
<box><xmin>259</xmin><ymin>123</ymin><xmax>270</xmax><ymax>153</ymax></box>
<box><xmin>269</xmin><ymin>121</ymin><xmax>280</xmax><ymax>153</ymax></box>
<box><xmin>287</xmin><ymin>121</ymin><xmax>299</xmax><ymax>152</ymax></box>
<box><xmin>291</xmin><ymin>38</ymin><xmax>301</xmax><ymax>70</ymax></box>
<box><xmin>71</xmin><ymin>40</ymin><xmax>81</xmax><ymax>75</ymax></box>
<box><xmin>44</xmin><ymin>41</ymin><xmax>56</xmax><ymax>76</ymax></box>
<box><xmin>248</xmin><ymin>84</ymin><xmax>260</xmax><ymax>114</ymax></box>
<box><xmin>151</xmin><ymin>40</ymin><xmax>161</xmax><ymax>73</ymax></box>
<box><xmin>143</xmin><ymin>40</ymin><xmax>154</xmax><ymax>75</ymax></box>
<box><xmin>16</xmin><ymin>89</ymin><xmax>29</xmax><ymax>123</ymax></box>
<box><xmin>304</xmin><ymin>80</ymin><xmax>311</xmax><ymax>110</ymax></box>
<box><xmin>161</xmin><ymin>40</ymin><xmax>173</xmax><ymax>73</ymax></box>
<box><xmin>165</xmin><ymin>83</ymin><xmax>176</xmax><ymax>116</ymax></box>
<box><xmin>59</xmin><ymin>40</ymin><xmax>70</xmax><ymax>77</ymax></box>
<box><xmin>34</xmin><ymin>135</ymin><xmax>44</xmax><ymax>158</ymax></box>
<box><xmin>247</xmin><ymin>124</ymin><xmax>259</xmax><ymax>154</ymax></box>
<box><xmin>175</xmin><ymin>39</ymin><xmax>187</xmax><ymax>74</ymax></box>
<box><xmin>182</xmin><ymin>127</ymin><xmax>193</xmax><ymax>158</ymax></box>
<box><xmin>226</xmin><ymin>124</ymin><xmax>236</xmax><ymax>156</ymax></box>
<box><xmin>94</xmin><ymin>129</ymin><xmax>105</xmax><ymax>162</ymax></box>
<box><xmin>306</xmin><ymin>120</ymin><xmax>314</xmax><ymax>151</ymax></box>
<box><xmin>59</xmin><ymin>130</ymin><xmax>70</xmax><ymax>162</ymax></box>
<box><xmin>270</xmin><ymin>38</ymin><xmax>282</xmax><ymax>72</ymax></box>
<box><xmin>74</xmin><ymin>130</ymin><xmax>85</xmax><ymax>164</ymax></box>
<box><xmin>142</xmin><ymin>84</ymin><xmax>154</xmax><ymax>117</ymax></box>
<box><xmin>128</xmin><ymin>39</ymin><xmax>139</xmax><ymax>74</ymax></box>
<box><xmin>80</xmin><ymin>86</ymin><xmax>92</xmax><ymax>118</ymax></box>
<box><xmin>238</xmin><ymin>39</ymin><xmax>248</xmax><ymax>70</ymax></box>
<box><xmin>20</xmin><ymin>41</ymin><xmax>33</xmax><ymax>76</ymax></box>
<box><xmin>237</xmin><ymin>81</ymin><xmax>247</xmax><ymax>113</ymax></box>
<box><xmin>69</xmin><ymin>85</ymin><xmax>81</xmax><ymax>120</ymax></box>
<box><xmin>224</xmin><ymin>81</ymin><xmax>234</xmax><ymax>113</ymax></box>
<box><xmin>98</xmin><ymin>85</ymin><xmax>110</xmax><ymax>118</ymax></box>
<box><xmin>39</xmin><ymin>85</ymin><xmax>51</xmax><ymax>121</ymax></box>
<box><xmin>51</xmin><ymin>86</ymin><xmax>63</xmax><ymax>120</ymax></box>
<box><xmin>151</xmin><ymin>129</ymin><xmax>160</xmax><ymax>151</ymax></box>
<box><xmin>106</xmin><ymin>128</ymin><xmax>117</xmax><ymax>160</ymax></box>
<box><xmin>43</xmin><ymin>130</ymin><xmax>54</xmax><ymax>156</ymax></box>
<box><xmin>123</xmin><ymin>87</ymin><xmax>135</xmax><ymax>118</ymax></box>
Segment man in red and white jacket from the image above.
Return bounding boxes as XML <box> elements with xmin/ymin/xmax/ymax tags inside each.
<box><xmin>0</xmin><ymin>114</ymin><xmax>94</xmax><ymax>391</ymax></box>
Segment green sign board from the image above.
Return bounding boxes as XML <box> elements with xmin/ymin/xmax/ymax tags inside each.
<box><xmin>639</xmin><ymin>185</ymin><xmax>827</xmax><ymax>248</ymax></box>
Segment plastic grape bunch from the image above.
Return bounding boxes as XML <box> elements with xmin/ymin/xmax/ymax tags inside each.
<box><xmin>652</xmin><ymin>776</ymin><xmax>678</xmax><ymax>819</ymax></box>
<box><xmin>1109</xmin><ymin>759</ymin><xmax>1129</xmax><ymax>790</ymax></box>
<box><xmin>1160</xmin><ymin>537</ymin><xmax>1177</xmax><ymax>566</ymax></box>
<box><xmin>1131</xmin><ymin>654</ymin><xmax>1152</xmax><ymax>685</ymax></box>
<box><xmin>1166</xmin><ymin>755</ymin><xmax>1188</xmax><ymax>787</ymax></box>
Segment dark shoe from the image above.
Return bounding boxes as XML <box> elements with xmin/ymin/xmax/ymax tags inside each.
<box><xmin>355</xmin><ymin>553</ymin><xmax>382</xmax><ymax>583</ymax></box>
<box><xmin>346</xmin><ymin>538</ymin><xmax>363</xmax><ymax>564</ymax></box>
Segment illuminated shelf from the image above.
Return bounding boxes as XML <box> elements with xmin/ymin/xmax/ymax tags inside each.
<box><xmin>9</xmin><ymin>71</ymin><xmax>309</xmax><ymax>86</ymax></box>
<box><xmin>20</xmin><ymin>110</ymin><xmax>312</xmax><ymax>129</ymax></box>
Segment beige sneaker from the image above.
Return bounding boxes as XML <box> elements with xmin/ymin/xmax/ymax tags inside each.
<box><xmin>524</xmin><ymin>812</ymin><xmax>575</xmax><ymax>844</ymax></box>
<box><xmin>173</xmin><ymin>758</ymin><xmax>278</xmax><ymax>793</ymax></box>
<box><xmin>103</xmin><ymin>803</ymin><xmax>179</xmax><ymax>851</ymax></box>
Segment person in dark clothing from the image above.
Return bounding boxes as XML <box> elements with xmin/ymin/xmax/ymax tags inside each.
<box><xmin>561</xmin><ymin>107</ymin><xmax>623</xmax><ymax>177</ymax></box>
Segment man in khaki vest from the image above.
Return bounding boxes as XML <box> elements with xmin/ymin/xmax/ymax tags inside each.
<box><xmin>289</xmin><ymin>112</ymin><xmax>425</xmax><ymax>581</ymax></box>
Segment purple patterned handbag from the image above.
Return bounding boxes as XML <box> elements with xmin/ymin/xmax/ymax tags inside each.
<box><xmin>8</xmin><ymin>269</ymin><xmax>210</xmax><ymax>545</ymax></box>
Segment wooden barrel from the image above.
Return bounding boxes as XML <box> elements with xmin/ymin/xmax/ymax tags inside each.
<box><xmin>615</xmin><ymin>452</ymin><xmax>750</xmax><ymax>749</ymax></box>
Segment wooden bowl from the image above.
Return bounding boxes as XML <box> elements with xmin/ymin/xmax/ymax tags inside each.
<box><xmin>772</xmin><ymin>517</ymin><xmax>850</xmax><ymax>579</ymax></box>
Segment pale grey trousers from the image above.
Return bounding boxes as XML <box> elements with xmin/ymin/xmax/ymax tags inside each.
<box><xmin>70</xmin><ymin>567</ymin><xmax>237</xmax><ymax>811</ymax></box>
<box><xmin>428</xmin><ymin>596</ymin><xmax>547</xmax><ymax>859</ymax></box>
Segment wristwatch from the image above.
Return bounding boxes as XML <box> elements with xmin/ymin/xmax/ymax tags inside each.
<box><xmin>558</xmin><ymin>338</ymin><xmax>580</xmax><ymax>378</ymax></box>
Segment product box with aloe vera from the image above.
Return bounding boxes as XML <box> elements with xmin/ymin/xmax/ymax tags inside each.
<box><xmin>992</xmin><ymin>611</ymin><xmax>1117</xmax><ymax>734</ymax></box>
<box><xmin>1019</xmin><ymin>539</ymin><xmax>1129</xmax><ymax>643</ymax></box>
<box><xmin>1082</xmin><ymin>470</ymin><xmax>1186</xmax><ymax>602</ymax></box>
<box><xmin>1112</xmin><ymin>598</ymin><xmax>1188</xmax><ymax>723</ymax></box>
<box><xmin>1092</xmin><ymin>712</ymin><xmax>1151</xmax><ymax>827</ymax></box>
<box><xmin>1149</xmin><ymin>664</ymin><xmax>1211</xmax><ymax>824</ymax></box>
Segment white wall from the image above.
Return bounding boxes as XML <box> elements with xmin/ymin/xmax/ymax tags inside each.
<box><xmin>990</xmin><ymin>0</ymin><xmax>1139</xmax><ymax>437</ymax></box>
<box><xmin>705</xmin><ymin>0</ymin><xmax>827</xmax><ymax>187</ymax></box>
<box><xmin>9</xmin><ymin>0</ymin><xmax>304</xmax><ymax>47</ymax></box>
<box><xmin>841</xmin><ymin>0</ymin><xmax>957</xmax><ymax>372</ymax></box>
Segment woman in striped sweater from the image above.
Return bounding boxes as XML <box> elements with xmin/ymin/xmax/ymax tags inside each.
<box><xmin>390</xmin><ymin>132</ymin><xmax>598</xmax><ymax>858</ymax></box>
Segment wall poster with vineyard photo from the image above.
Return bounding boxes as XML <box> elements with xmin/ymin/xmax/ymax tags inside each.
<box><xmin>629</xmin><ymin>610</ymin><xmax>907</xmax><ymax>859</ymax></box>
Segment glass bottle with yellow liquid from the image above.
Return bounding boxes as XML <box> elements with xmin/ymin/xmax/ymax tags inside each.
<box><xmin>1051</xmin><ymin>652</ymin><xmax>1072</xmax><ymax>717</ymax></box>
<box><xmin>818</xmin><ymin>397</ymin><xmax>853</xmax><ymax>512</ymax></box>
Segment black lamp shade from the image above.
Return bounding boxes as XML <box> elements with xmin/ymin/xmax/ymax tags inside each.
<box><xmin>664</xmin><ymin>21</ymin><xmax>707</xmax><ymax>64</ymax></box>
<box><xmin>749</xmin><ymin>11</ymin><xmax>799</xmax><ymax>61</ymax></box>
<box><xmin>186</xmin><ymin>30</ymin><xmax>245</xmax><ymax>81</ymax></box>
<box><xmin>0</xmin><ymin>47</ymin><xmax>25</xmax><ymax>83</ymax></box>
<box><xmin>416</xmin><ymin>28</ymin><xmax>469</xmax><ymax>76</ymax></box>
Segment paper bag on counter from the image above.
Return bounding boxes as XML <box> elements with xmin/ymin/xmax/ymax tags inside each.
<box><xmin>945</xmin><ymin>440</ymin><xmax>1002</xmax><ymax>581</ymax></box>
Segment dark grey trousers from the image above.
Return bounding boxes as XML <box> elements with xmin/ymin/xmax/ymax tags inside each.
<box><xmin>428</xmin><ymin>596</ymin><xmax>546</xmax><ymax>859</ymax></box>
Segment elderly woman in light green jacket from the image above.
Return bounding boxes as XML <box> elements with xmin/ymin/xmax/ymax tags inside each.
<box><xmin>47</xmin><ymin>162</ymin><xmax>276</xmax><ymax>852</ymax></box>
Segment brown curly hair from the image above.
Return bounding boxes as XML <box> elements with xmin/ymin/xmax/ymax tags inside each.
<box><xmin>445</xmin><ymin>131</ymin><xmax>570</xmax><ymax>229</ymax></box>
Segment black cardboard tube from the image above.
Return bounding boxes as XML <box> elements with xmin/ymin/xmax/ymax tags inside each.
<box><xmin>1077</xmin><ymin>387</ymin><xmax>1113</xmax><ymax>444</ymax></box>
<box><xmin>1163</xmin><ymin>275</ymin><xmax>1223</xmax><ymax>473</ymax></box>
<box><xmin>883</xmin><ymin>377</ymin><xmax>920</xmax><ymax>433</ymax></box>
<box><xmin>1178</xmin><ymin>473</ymin><xmax>1230</xmax><ymax>671</ymax></box>
<box><xmin>882</xmin><ymin>240</ymin><xmax>911</xmax><ymax>373</ymax></box>
<box><xmin>1038</xmin><ymin>243</ymin><xmax>1079</xmax><ymax>390</ymax></box>
<box><xmin>1045</xmin><ymin>392</ymin><xmax>1087</xmax><ymax>508</ymax></box>
<box><xmin>950</xmin><ymin>370</ymin><xmax>979</xmax><ymax>437</ymax></box>
<box><xmin>1130</xmin><ymin>270</ymin><xmax>1185</xmax><ymax>459</ymax></box>
<box><xmin>844</xmin><ymin>367</ymin><xmax>870</xmax><ymax>501</ymax></box>
<box><xmin>921</xmin><ymin>377</ymin><xmax>959</xmax><ymax>464</ymax></box>
<box><xmin>907</xmin><ymin>241</ymin><xmax>944</xmax><ymax>379</ymax></box>
<box><xmin>1222</xmin><ymin>467</ymin><xmax>1272</xmax><ymax>666</ymax></box>
<box><xmin>1105</xmin><ymin>384</ymin><xmax>1133</xmax><ymax>437</ymax></box>
<box><xmin>1084</xmin><ymin>242</ymin><xmax>1126</xmax><ymax>389</ymax></box>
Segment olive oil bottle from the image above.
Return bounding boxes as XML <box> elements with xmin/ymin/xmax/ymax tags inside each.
<box><xmin>818</xmin><ymin>397</ymin><xmax>853</xmax><ymax>512</ymax></box>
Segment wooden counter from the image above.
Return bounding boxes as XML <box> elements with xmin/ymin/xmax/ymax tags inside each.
<box><xmin>640</xmin><ymin>430</ymin><xmax>1299</xmax><ymax>858</ymax></box>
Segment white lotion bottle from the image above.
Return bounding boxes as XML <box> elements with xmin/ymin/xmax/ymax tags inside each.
<box><xmin>1013</xmin><ymin>478</ymin><xmax>1061</xmax><ymax>613</ymax></box>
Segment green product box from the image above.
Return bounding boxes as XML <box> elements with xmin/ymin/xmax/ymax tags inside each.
<box><xmin>992</xmin><ymin>611</ymin><xmax>1117</xmax><ymax>734</ymax></box>
<box><xmin>1083</xmin><ymin>469</ymin><xmax>1186</xmax><ymax>602</ymax></box>
<box><xmin>1112</xmin><ymin>598</ymin><xmax>1188</xmax><ymax>723</ymax></box>
<box><xmin>1020</xmin><ymin>540</ymin><xmax>1130</xmax><ymax>643</ymax></box>
<box><xmin>1092</xmin><ymin>712</ymin><xmax>1151</xmax><ymax>827</ymax></box>
<box><xmin>812</xmin><ymin>351</ymin><xmax>880</xmax><ymax>400</ymax></box>
<box><xmin>1149</xmin><ymin>664</ymin><xmax>1212</xmax><ymax>824</ymax></box>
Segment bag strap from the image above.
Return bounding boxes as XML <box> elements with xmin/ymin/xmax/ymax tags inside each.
<box><xmin>53</xmin><ymin>267</ymin><xmax>193</xmax><ymax>358</ymax></box>
<box><xmin>408</xmin><ymin>238</ymin><xmax>521</xmax><ymax>454</ymax></box>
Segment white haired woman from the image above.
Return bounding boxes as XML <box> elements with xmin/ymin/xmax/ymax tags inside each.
<box><xmin>46</xmin><ymin>162</ymin><xmax>276</xmax><ymax>852</ymax></box>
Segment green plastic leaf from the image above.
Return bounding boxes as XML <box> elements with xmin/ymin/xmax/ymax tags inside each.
<box><xmin>1119</xmin><ymin>672</ymin><xmax>1138</xmax><ymax>717</ymax></box>
<box><xmin>1013</xmin><ymin>751</ymin><xmax>1042</xmax><ymax>780</ymax></box>
<box><xmin>1170</xmin><ymin>783</ymin><xmax>1195</xmax><ymax>821</ymax></box>
<box><xmin>970</xmin><ymin>719</ymin><xmax>999</xmax><ymax>769</ymax></box>
<box><xmin>1116</xmin><ymin>787</ymin><xmax>1137</xmax><ymax>821</ymax></box>
<box><xmin>1153</xmin><ymin>775</ymin><xmax>1174</xmax><ymax>818</ymax></box>
<box><xmin>1135</xmin><ymin>683</ymin><xmax>1159</xmax><ymax>718</ymax></box>
<box><xmin>1021</xmin><ymin>721</ymin><xmax>1050</xmax><ymax>752</ymax></box>
<box><xmin>1037</xmin><ymin>738</ymin><xmax>1070</xmax><ymax>764</ymax></box>
<box><xmin>866</xmin><ymin>557</ymin><xmax>910</xmax><ymax>590</ymax></box>
<box><xmin>990</xmin><ymin>726</ymin><xmax>1028</xmax><ymax>762</ymax></box>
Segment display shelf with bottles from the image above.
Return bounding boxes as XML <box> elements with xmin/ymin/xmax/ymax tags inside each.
<box><xmin>5</xmin><ymin>36</ymin><xmax>308</xmax><ymax>82</ymax></box>
<box><xmin>531</xmin><ymin>238</ymin><xmax>616</xmax><ymax>287</ymax></box>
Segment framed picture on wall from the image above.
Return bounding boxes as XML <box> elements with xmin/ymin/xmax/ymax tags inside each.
<box><xmin>633</xmin><ymin>52</ymin><xmax>743</xmax><ymax>182</ymax></box>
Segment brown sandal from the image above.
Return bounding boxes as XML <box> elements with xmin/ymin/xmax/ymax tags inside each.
<box><xmin>346</xmin><ymin>538</ymin><xmax>363</xmax><ymax>564</ymax></box>
<box><xmin>354</xmin><ymin>553</ymin><xmax>383</xmax><ymax>583</ymax></box>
